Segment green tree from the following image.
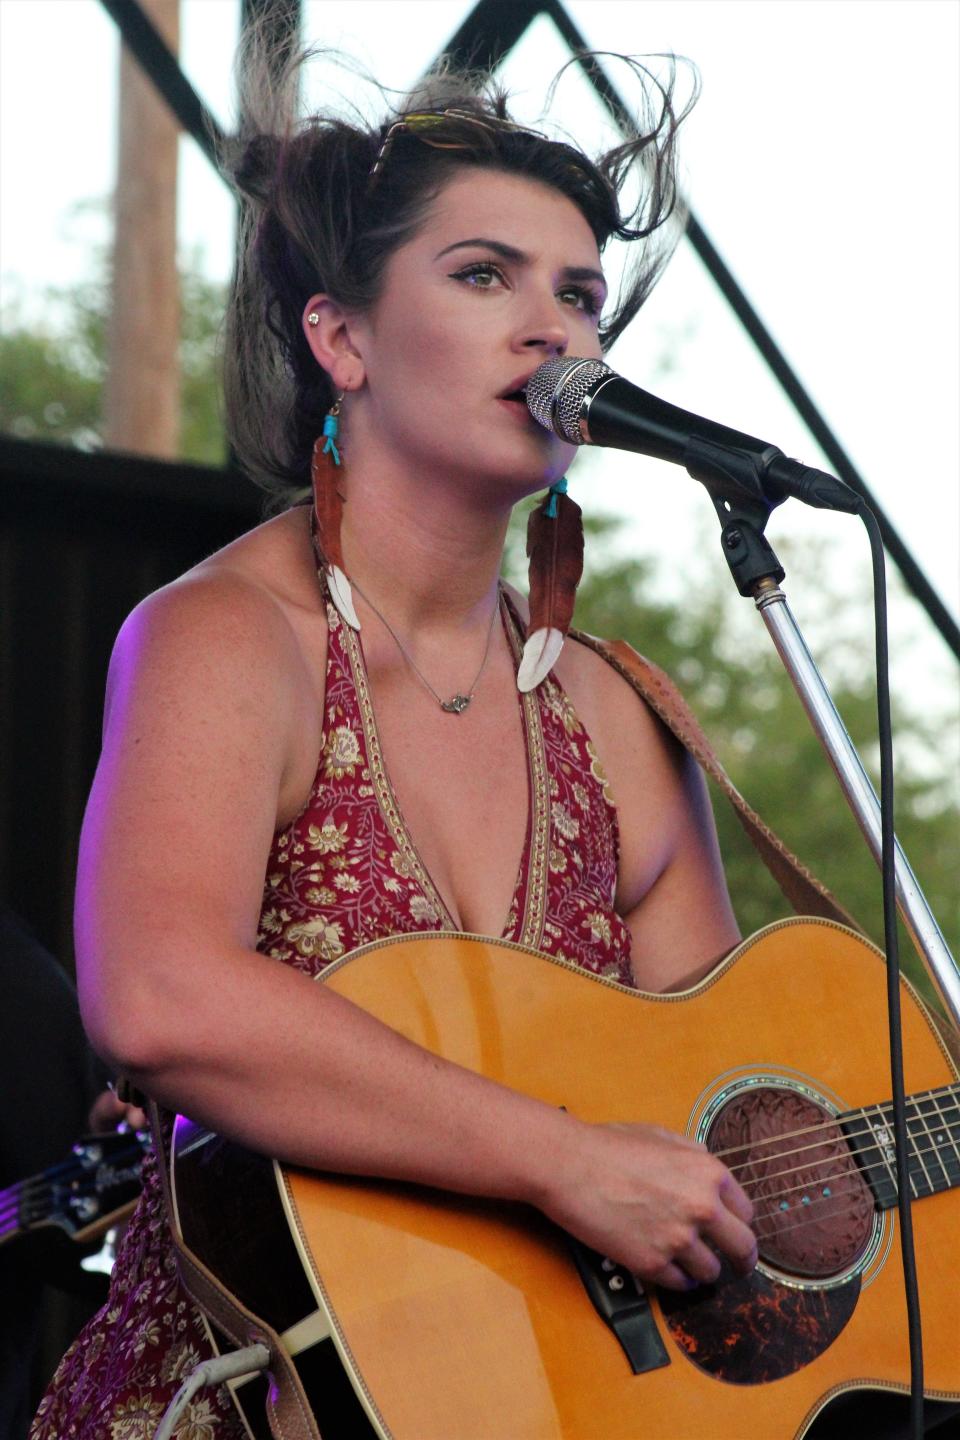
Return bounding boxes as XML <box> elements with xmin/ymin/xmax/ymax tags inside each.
<box><xmin>1</xmin><ymin>251</ymin><xmax>226</xmax><ymax>463</ymax></box>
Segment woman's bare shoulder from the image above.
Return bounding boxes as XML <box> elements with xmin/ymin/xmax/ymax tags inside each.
<box><xmin>117</xmin><ymin>507</ymin><xmax>322</xmax><ymax>663</ymax></box>
<box><xmin>100</xmin><ymin>506</ymin><xmax>328</xmax><ymax>830</ymax></box>
<box><xmin>105</xmin><ymin>507</ymin><xmax>326</xmax><ymax>743</ymax></box>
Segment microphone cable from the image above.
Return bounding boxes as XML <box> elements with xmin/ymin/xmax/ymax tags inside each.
<box><xmin>858</xmin><ymin>499</ymin><xmax>924</xmax><ymax>1440</ymax></box>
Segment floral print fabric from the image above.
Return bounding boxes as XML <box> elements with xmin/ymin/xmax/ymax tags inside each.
<box><xmin>32</xmin><ymin>591</ymin><xmax>633</xmax><ymax>1439</ymax></box>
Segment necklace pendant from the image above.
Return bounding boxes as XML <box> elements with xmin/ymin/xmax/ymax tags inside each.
<box><xmin>441</xmin><ymin>693</ymin><xmax>472</xmax><ymax>715</ymax></box>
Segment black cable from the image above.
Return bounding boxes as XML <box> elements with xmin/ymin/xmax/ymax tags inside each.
<box><xmin>860</xmin><ymin>500</ymin><xmax>924</xmax><ymax>1439</ymax></box>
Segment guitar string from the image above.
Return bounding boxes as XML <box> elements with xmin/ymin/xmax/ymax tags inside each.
<box><xmin>722</xmin><ymin>1121</ymin><xmax>959</xmax><ymax>1183</ymax></box>
<box><xmin>720</xmin><ymin>1115</ymin><xmax>960</xmax><ymax>1185</ymax></box>
<box><xmin>719</xmin><ymin>1109</ymin><xmax>960</xmax><ymax>1172</ymax></box>
<box><xmin>708</xmin><ymin>1125</ymin><xmax>960</xmax><ymax>1219</ymax></box>
<box><xmin>743</xmin><ymin>1159</ymin><xmax>891</xmax><ymax>1208</ymax></box>
<box><xmin>750</xmin><ymin>1179</ymin><xmax>882</xmax><ymax>1246</ymax></box>
<box><xmin>731</xmin><ymin>1130</ymin><xmax>960</xmax><ymax>1222</ymax></box>
<box><xmin>710</xmin><ymin>1097</ymin><xmax>960</xmax><ymax>1169</ymax></box>
<box><xmin>709</xmin><ymin>1084</ymin><xmax>960</xmax><ymax>1161</ymax></box>
<box><xmin>736</xmin><ymin>1172</ymin><xmax>928</xmax><ymax>1249</ymax></box>
<box><xmin>752</xmin><ymin>1182</ymin><xmax>873</xmax><ymax>1241</ymax></box>
<box><xmin>727</xmin><ymin>1132</ymin><xmax>958</xmax><ymax>1201</ymax></box>
<box><xmin>748</xmin><ymin>1169</ymin><xmax>935</xmax><ymax>1247</ymax></box>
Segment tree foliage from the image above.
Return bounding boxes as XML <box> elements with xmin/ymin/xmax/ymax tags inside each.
<box><xmin>1</xmin><ymin>253</ymin><xmax>225</xmax><ymax>464</ymax></box>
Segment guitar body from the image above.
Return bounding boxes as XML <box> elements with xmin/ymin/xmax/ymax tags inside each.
<box><xmin>169</xmin><ymin>919</ymin><xmax>960</xmax><ymax>1439</ymax></box>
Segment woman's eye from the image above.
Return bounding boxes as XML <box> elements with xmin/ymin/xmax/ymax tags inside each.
<box><xmin>558</xmin><ymin>286</ymin><xmax>602</xmax><ymax>318</ymax></box>
<box><xmin>453</xmin><ymin>262</ymin><xmax>505</xmax><ymax>290</ymax></box>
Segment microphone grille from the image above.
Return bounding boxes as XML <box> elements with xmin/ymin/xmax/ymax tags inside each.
<box><xmin>526</xmin><ymin>357</ymin><xmax>612</xmax><ymax>443</ymax></box>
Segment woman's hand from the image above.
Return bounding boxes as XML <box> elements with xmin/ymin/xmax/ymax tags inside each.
<box><xmin>87</xmin><ymin>1087</ymin><xmax>148</xmax><ymax>1135</ymax></box>
<box><xmin>539</xmin><ymin>1118</ymin><xmax>757</xmax><ymax>1292</ymax></box>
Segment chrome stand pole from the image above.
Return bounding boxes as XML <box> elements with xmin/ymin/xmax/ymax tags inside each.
<box><xmin>751</xmin><ymin>575</ymin><xmax>960</xmax><ymax>1028</ymax></box>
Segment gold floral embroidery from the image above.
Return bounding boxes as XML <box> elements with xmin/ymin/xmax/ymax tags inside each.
<box><xmin>583</xmin><ymin>910</ymin><xmax>613</xmax><ymax>945</ymax></box>
<box><xmin>409</xmin><ymin>894</ymin><xmax>440</xmax><ymax>924</ymax></box>
<box><xmin>159</xmin><ymin>1342</ymin><xmax>201</xmax><ymax>1386</ymax></box>
<box><xmin>323</xmin><ymin>724</ymin><xmax>361</xmax><ymax>779</ymax></box>
<box><xmin>549</xmin><ymin>846</ymin><xmax>568</xmax><ymax>874</ymax></box>
<box><xmin>552</xmin><ymin>802</ymin><xmax>580</xmax><ymax>841</ymax></box>
<box><xmin>547</xmin><ymin>685</ymin><xmax>580</xmax><ymax>737</ymax></box>
<box><xmin>585</xmin><ymin>738</ymin><xmax>615</xmax><ymax>802</ymax></box>
<box><xmin>332</xmin><ymin>872</ymin><xmax>361</xmax><ymax>893</ymax></box>
<box><xmin>304</xmin><ymin>886</ymin><xmax>336</xmax><ymax>906</ymax></box>
<box><xmin>109</xmin><ymin>1394</ymin><xmax>166</xmax><ymax>1439</ymax></box>
<box><xmin>173</xmin><ymin>1396</ymin><xmax>218</xmax><ymax>1440</ymax></box>
<box><xmin>286</xmin><ymin>917</ymin><xmax>345</xmax><ymax>962</ymax></box>
<box><xmin>258</xmin><ymin>908</ymin><xmax>282</xmax><ymax>935</ymax></box>
<box><xmin>306</xmin><ymin>818</ymin><xmax>348</xmax><ymax>853</ymax></box>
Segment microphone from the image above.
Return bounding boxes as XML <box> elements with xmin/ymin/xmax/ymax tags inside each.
<box><xmin>525</xmin><ymin>357</ymin><xmax>860</xmax><ymax>515</ymax></box>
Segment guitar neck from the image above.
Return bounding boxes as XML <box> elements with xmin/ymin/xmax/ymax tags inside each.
<box><xmin>0</xmin><ymin>1133</ymin><xmax>147</xmax><ymax>1247</ymax></box>
<box><xmin>841</xmin><ymin>1081</ymin><xmax>960</xmax><ymax>1209</ymax></box>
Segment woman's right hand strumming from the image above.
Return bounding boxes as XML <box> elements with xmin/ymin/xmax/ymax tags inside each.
<box><xmin>533</xmin><ymin>1117</ymin><xmax>757</xmax><ymax>1291</ymax></box>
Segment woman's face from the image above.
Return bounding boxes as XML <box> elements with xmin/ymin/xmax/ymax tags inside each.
<box><xmin>346</xmin><ymin>167</ymin><xmax>607</xmax><ymax>499</ymax></box>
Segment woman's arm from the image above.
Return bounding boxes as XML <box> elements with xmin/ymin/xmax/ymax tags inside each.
<box><xmin>78</xmin><ymin>574</ymin><xmax>754</xmax><ymax>1289</ymax></box>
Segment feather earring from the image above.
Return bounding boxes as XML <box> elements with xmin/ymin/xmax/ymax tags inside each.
<box><xmin>517</xmin><ymin>478</ymin><xmax>584</xmax><ymax>692</ymax></box>
<box><xmin>311</xmin><ymin>398</ymin><xmax>360</xmax><ymax>630</ymax></box>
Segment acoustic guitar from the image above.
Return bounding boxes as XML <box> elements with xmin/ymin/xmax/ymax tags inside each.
<box><xmin>168</xmin><ymin>918</ymin><xmax>960</xmax><ymax>1439</ymax></box>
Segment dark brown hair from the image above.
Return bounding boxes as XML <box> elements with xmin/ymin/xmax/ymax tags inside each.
<box><xmin>221</xmin><ymin>41</ymin><xmax>698</xmax><ymax>501</ymax></box>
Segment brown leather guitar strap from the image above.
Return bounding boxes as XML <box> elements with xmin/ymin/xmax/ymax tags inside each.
<box><xmin>148</xmin><ymin>1100</ymin><xmax>322</xmax><ymax>1440</ymax></box>
<box><xmin>576</xmin><ymin>631</ymin><xmax>862</xmax><ymax>932</ymax></box>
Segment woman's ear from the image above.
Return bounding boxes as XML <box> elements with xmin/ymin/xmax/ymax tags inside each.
<box><xmin>302</xmin><ymin>295</ymin><xmax>366</xmax><ymax>393</ymax></box>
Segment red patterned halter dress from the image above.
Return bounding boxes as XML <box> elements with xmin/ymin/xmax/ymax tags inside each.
<box><xmin>32</xmin><ymin>588</ymin><xmax>634</xmax><ymax>1439</ymax></box>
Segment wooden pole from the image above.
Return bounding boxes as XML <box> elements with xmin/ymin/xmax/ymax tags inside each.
<box><xmin>103</xmin><ymin>0</ymin><xmax>181</xmax><ymax>458</ymax></box>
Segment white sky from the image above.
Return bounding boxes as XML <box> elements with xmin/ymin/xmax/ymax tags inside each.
<box><xmin>1</xmin><ymin>0</ymin><xmax>958</xmax><ymax>733</ymax></box>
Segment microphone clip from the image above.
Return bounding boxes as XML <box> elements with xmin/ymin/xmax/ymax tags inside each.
<box><xmin>682</xmin><ymin>438</ymin><xmax>786</xmax><ymax>595</ymax></box>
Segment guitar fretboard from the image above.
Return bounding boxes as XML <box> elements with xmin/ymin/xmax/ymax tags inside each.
<box><xmin>840</xmin><ymin>1082</ymin><xmax>960</xmax><ymax>1209</ymax></box>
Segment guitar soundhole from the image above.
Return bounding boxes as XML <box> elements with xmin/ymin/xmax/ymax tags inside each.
<box><xmin>706</xmin><ymin>1085</ymin><xmax>875</xmax><ymax>1280</ymax></box>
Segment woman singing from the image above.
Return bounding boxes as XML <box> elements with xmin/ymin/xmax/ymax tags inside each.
<box><xmin>34</xmin><ymin>42</ymin><xmax>777</xmax><ymax>1440</ymax></box>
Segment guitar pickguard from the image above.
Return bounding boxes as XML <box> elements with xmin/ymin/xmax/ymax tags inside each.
<box><xmin>660</xmin><ymin>1259</ymin><xmax>861</xmax><ymax>1385</ymax></box>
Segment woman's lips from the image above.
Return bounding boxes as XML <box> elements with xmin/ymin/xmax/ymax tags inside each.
<box><xmin>496</xmin><ymin>395</ymin><xmax>532</xmax><ymax>419</ymax></box>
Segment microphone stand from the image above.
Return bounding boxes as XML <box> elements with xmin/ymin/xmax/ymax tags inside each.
<box><xmin>705</xmin><ymin>487</ymin><xmax>960</xmax><ymax>1026</ymax></box>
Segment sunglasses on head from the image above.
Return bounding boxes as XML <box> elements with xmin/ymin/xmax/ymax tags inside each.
<box><xmin>368</xmin><ymin>108</ymin><xmax>546</xmax><ymax>183</ymax></box>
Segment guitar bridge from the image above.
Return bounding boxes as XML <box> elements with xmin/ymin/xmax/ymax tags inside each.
<box><xmin>566</xmin><ymin>1234</ymin><xmax>670</xmax><ymax>1375</ymax></box>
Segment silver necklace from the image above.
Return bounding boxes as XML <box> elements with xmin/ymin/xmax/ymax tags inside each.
<box><xmin>349</xmin><ymin>580</ymin><xmax>501</xmax><ymax>715</ymax></box>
